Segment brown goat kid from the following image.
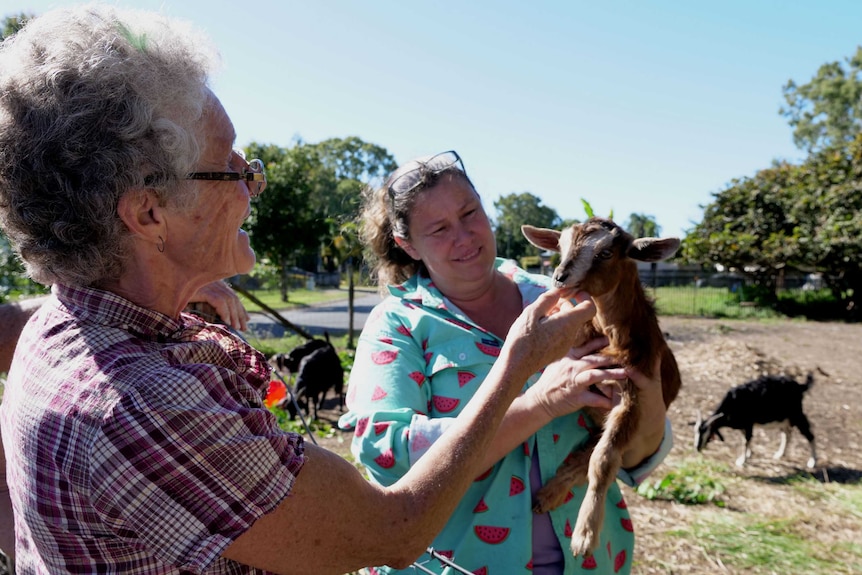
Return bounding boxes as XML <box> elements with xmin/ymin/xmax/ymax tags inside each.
<box><xmin>521</xmin><ymin>217</ymin><xmax>682</xmax><ymax>557</ymax></box>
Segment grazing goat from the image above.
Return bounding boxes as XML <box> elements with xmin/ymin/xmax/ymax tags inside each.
<box><xmin>271</xmin><ymin>332</ymin><xmax>333</xmax><ymax>374</ymax></box>
<box><xmin>289</xmin><ymin>344</ymin><xmax>345</xmax><ymax>421</ymax></box>
<box><xmin>522</xmin><ymin>216</ymin><xmax>682</xmax><ymax>558</ymax></box>
<box><xmin>694</xmin><ymin>371</ymin><xmax>820</xmax><ymax>469</ymax></box>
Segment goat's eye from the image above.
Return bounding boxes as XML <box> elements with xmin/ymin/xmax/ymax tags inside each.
<box><xmin>597</xmin><ymin>249</ymin><xmax>613</xmax><ymax>260</ymax></box>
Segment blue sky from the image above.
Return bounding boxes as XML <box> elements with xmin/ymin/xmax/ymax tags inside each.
<box><xmin>13</xmin><ymin>1</ymin><xmax>862</xmax><ymax>239</ymax></box>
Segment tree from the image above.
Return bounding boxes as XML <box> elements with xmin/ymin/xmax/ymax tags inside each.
<box><xmin>1</xmin><ymin>12</ymin><xmax>33</xmax><ymax>40</ymax></box>
<box><xmin>493</xmin><ymin>192</ymin><xmax>560</xmax><ymax>260</ymax></box>
<box><xmin>625</xmin><ymin>213</ymin><xmax>661</xmax><ymax>238</ymax></box>
<box><xmin>683</xmin><ymin>134</ymin><xmax>862</xmax><ymax>317</ymax></box>
<box><xmin>244</xmin><ymin>142</ymin><xmax>330</xmax><ymax>301</ymax></box>
<box><xmin>780</xmin><ymin>46</ymin><xmax>862</xmax><ymax>153</ymax></box>
<box><xmin>309</xmin><ymin>137</ymin><xmax>397</xmax><ymax>226</ymax></box>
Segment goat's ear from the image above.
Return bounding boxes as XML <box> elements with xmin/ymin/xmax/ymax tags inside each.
<box><xmin>627</xmin><ymin>237</ymin><xmax>681</xmax><ymax>262</ymax></box>
<box><xmin>521</xmin><ymin>224</ymin><xmax>561</xmax><ymax>252</ymax></box>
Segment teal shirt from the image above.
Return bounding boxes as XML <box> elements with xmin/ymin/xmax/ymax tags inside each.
<box><xmin>339</xmin><ymin>259</ymin><xmax>671</xmax><ymax>575</ymax></box>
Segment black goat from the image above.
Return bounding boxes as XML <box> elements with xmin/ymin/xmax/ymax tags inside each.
<box><xmin>695</xmin><ymin>371</ymin><xmax>820</xmax><ymax>468</ymax></box>
<box><xmin>272</xmin><ymin>332</ymin><xmax>332</xmax><ymax>374</ymax></box>
<box><xmin>289</xmin><ymin>345</ymin><xmax>344</xmax><ymax>421</ymax></box>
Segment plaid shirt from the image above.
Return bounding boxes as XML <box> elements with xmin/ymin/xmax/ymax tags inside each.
<box><xmin>0</xmin><ymin>284</ymin><xmax>305</xmax><ymax>574</ymax></box>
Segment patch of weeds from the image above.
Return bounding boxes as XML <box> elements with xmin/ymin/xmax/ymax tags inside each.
<box><xmin>674</xmin><ymin>514</ymin><xmax>861</xmax><ymax>574</ymax></box>
<box><xmin>636</xmin><ymin>458</ymin><xmax>727</xmax><ymax>506</ymax></box>
<box><xmin>269</xmin><ymin>406</ymin><xmax>336</xmax><ymax>438</ymax></box>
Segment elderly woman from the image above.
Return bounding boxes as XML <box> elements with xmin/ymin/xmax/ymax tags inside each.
<box><xmin>339</xmin><ymin>151</ymin><xmax>672</xmax><ymax>574</ymax></box>
<box><xmin>0</xmin><ymin>5</ymin><xmax>596</xmax><ymax>574</ymax></box>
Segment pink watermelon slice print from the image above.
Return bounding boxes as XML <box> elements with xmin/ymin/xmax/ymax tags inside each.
<box><xmin>620</xmin><ymin>518</ymin><xmax>633</xmax><ymax>532</ymax></box>
<box><xmin>355</xmin><ymin>417</ymin><xmax>369</xmax><ymax>437</ymax></box>
<box><xmin>408</xmin><ymin>371</ymin><xmax>425</xmax><ymax>385</ymax></box>
<box><xmin>371</xmin><ymin>385</ymin><xmax>388</xmax><ymax>400</ymax></box>
<box><xmin>373</xmin><ymin>421</ymin><xmax>391</xmax><ymax>435</ymax></box>
<box><xmin>614</xmin><ymin>549</ymin><xmax>627</xmax><ymax>573</ymax></box>
<box><xmin>457</xmin><ymin>371</ymin><xmax>476</xmax><ymax>387</ymax></box>
<box><xmin>432</xmin><ymin>395</ymin><xmax>460</xmax><ymax>413</ymax></box>
<box><xmin>474</xmin><ymin>467</ymin><xmax>493</xmax><ymax>482</ymax></box>
<box><xmin>472</xmin><ymin>567</ymin><xmax>488</xmax><ymax>575</ymax></box>
<box><xmin>509</xmin><ymin>475</ymin><xmax>525</xmax><ymax>496</ymax></box>
<box><xmin>445</xmin><ymin>317</ymin><xmax>473</xmax><ymax>330</ymax></box>
<box><xmin>581</xmin><ymin>555</ymin><xmax>597</xmax><ymax>570</ymax></box>
<box><xmin>411</xmin><ymin>430</ymin><xmax>432</xmax><ymax>452</ymax></box>
<box><xmin>475</xmin><ymin>341</ymin><xmax>501</xmax><ymax>357</ymax></box>
<box><xmin>397</xmin><ymin>324</ymin><xmax>412</xmax><ymax>337</ymax></box>
<box><xmin>374</xmin><ymin>449</ymin><xmax>395</xmax><ymax>469</ymax></box>
<box><xmin>371</xmin><ymin>350</ymin><xmax>398</xmax><ymax>364</ymax></box>
<box><xmin>474</xmin><ymin>525</ymin><xmax>510</xmax><ymax>545</ymax></box>
<box><xmin>473</xmin><ymin>497</ymin><xmax>488</xmax><ymax>513</ymax></box>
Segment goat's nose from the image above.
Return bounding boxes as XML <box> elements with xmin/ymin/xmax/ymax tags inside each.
<box><xmin>554</xmin><ymin>271</ymin><xmax>568</xmax><ymax>285</ymax></box>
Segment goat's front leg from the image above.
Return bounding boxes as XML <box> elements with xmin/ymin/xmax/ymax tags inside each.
<box><xmin>570</xmin><ymin>381</ymin><xmax>638</xmax><ymax>557</ymax></box>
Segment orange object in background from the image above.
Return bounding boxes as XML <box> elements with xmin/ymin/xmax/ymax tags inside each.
<box><xmin>264</xmin><ymin>379</ymin><xmax>287</xmax><ymax>408</ymax></box>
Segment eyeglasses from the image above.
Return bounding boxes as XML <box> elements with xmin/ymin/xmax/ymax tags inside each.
<box><xmin>387</xmin><ymin>150</ymin><xmax>466</xmax><ymax>201</ymax></box>
<box><xmin>186</xmin><ymin>150</ymin><xmax>267</xmax><ymax>197</ymax></box>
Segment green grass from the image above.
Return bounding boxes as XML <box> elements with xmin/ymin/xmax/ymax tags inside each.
<box><xmin>649</xmin><ymin>461</ymin><xmax>862</xmax><ymax>574</ymax></box>
<box><xmin>672</xmin><ymin>512</ymin><xmax>862</xmax><ymax>574</ymax></box>
<box><xmin>234</xmin><ymin>287</ymin><xmax>362</xmax><ymax>313</ymax></box>
<box><xmin>651</xmin><ymin>286</ymin><xmax>783</xmax><ymax>318</ymax></box>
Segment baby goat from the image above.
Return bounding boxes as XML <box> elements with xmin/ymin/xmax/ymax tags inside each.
<box><xmin>695</xmin><ymin>371</ymin><xmax>820</xmax><ymax>468</ymax></box>
<box><xmin>522</xmin><ymin>217</ymin><xmax>682</xmax><ymax>558</ymax></box>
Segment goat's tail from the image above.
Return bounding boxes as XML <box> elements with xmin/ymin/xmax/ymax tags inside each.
<box><xmin>802</xmin><ymin>371</ymin><xmax>815</xmax><ymax>392</ymax></box>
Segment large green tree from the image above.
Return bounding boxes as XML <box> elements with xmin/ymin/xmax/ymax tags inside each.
<box><xmin>245</xmin><ymin>142</ymin><xmax>331</xmax><ymax>300</ymax></box>
<box><xmin>308</xmin><ymin>136</ymin><xmax>397</xmax><ymax>227</ymax></box>
<box><xmin>493</xmin><ymin>192</ymin><xmax>561</xmax><ymax>260</ymax></box>
<box><xmin>780</xmin><ymin>46</ymin><xmax>862</xmax><ymax>153</ymax></box>
<box><xmin>683</xmin><ymin>134</ymin><xmax>862</xmax><ymax>316</ymax></box>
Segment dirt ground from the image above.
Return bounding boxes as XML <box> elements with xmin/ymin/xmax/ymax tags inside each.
<box><xmin>306</xmin><ymin>317</ymin><xmax>862</xmax><ymax>574</ymax></box>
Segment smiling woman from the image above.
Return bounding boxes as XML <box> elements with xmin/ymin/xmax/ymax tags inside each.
<box><xmin>339</xmin><ymin>151</ymin><xmax>674</xmax><ymax>574</ymax></box>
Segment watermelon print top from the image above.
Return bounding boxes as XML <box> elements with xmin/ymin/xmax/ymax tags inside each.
<box><xmin>339</xmin><ymin>259</ymin><xmax>673</xmax><ymax>575</ymax></box>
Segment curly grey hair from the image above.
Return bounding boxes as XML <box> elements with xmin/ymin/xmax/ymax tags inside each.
<box><xmin>0</xmin><ymin>4</ymin><xmax>219</xmax><ymax>286</ymax></box>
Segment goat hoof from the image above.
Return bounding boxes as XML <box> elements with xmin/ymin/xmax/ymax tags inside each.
<box><xmin>570</xmin><ymin>531</ymin><xmax>599</xmax><ymax>558</ymax></box>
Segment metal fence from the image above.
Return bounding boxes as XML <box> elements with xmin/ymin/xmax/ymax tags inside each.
<box><xmin>637</xmin><ymin>264</ymin><xmax>813</xmax><ymax>318</ymax></box>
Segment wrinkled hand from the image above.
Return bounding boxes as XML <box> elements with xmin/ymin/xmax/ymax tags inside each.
<box><xmin>190</xmin><ymin>281</ymin><xmax>250</xmax><ymax>332</ymax></box>
<box><xmin>502</xmin><ymin>289</ymin><xmax>597</xmax><ymax>382</ymax></box>
<box><xmin>527</xmin><ymin>336</ymin><xmax>625</xmax><ymax>419</ymax></box>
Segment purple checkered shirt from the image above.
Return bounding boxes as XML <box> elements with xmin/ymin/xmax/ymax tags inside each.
<box><xmin>0</xmin><ymin>284</ymin><xmax>305</xmax><ymax>574</ymax></box>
